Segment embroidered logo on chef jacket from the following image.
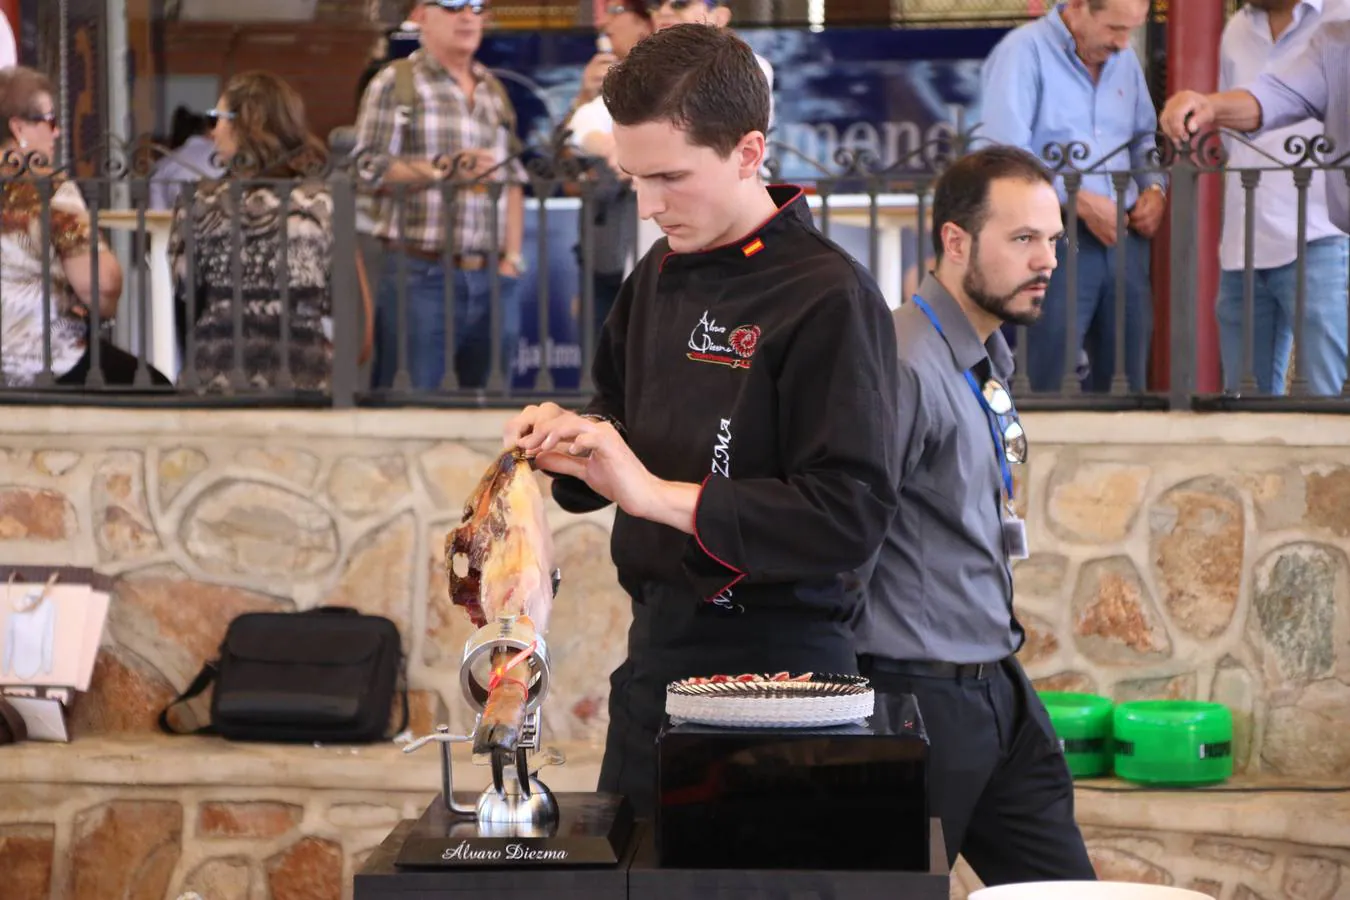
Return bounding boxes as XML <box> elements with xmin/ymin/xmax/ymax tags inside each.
<box><xmin>687</xmin><ymin>310</ymin><xmax>760</xmax><ymax>370</ymax></box>
<box><xmin>710</xmin><ymin>417</ymin><xmax>732</xmax><ymax>478</ymax></box>
<box><xmin>705</xmin><ymin>416</ymin><xmax>744</xmax><ymax>614</ymax></box>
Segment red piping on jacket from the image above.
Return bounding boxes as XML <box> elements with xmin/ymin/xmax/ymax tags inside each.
<box><xmin>657</xmin><ymin>186</ymin><xmax>806</xmax><ymax>272</ymax></box>
<box><xmin>693</xmin><ymin>473</ymin><xmax>746</xmax><ymax>602</ymax></box>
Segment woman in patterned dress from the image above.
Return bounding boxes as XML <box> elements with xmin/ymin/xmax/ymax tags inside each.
<box><xmin>0</xmin><ymin>67</ymin><xmax>167</xmax><ymax>387</ymax></box>
<box><xmin>170</xmin><ymin>71</ymin><xmax>371</xmax><ymax>392</ymax></box>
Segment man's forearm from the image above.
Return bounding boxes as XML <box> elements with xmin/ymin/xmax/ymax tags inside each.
<box><xmin>382</xmin><ymin>159</ymin><xmax>443</xmax><ymax>184</ymax></box>
<box><xmin>637</xmin><ymin>478</ymin><xmax>699</xmax><ymax>535</ymax></box>
<box><xmin>1213</xmin><ymin>89</ymin><xmax>1263</xmax><ymax>132</ymax></box>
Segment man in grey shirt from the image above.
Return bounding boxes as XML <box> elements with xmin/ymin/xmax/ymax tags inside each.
<box><xmin>1160</xmin><ymin>18</ymin><xmax>1350</xmax><ymax>233</ymax></box>
<box><xmin>857</xmin><ymin>146</ymin><xmax>1095</xmax><ymax>885</ymax></box>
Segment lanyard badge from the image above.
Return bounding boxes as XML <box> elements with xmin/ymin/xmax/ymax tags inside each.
<box><xmin>910</xmin><ymin>294</ymin><xmax>1030</xmax><ymax>559</ymax></box>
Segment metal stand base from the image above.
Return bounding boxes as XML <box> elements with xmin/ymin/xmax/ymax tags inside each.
<box><xmin>393</xmin><ymin>792</ymin><xmax>635</xmax><ymax>868</ymax></box>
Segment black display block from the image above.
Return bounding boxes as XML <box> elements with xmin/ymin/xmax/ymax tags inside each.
<box><xmin>394</xmin><ymin>792</ymin><xmax>634</xmax><ymax>868</ymax></box>
<box><xmin>656</xmin><ymin>693</ymin><xmax>930</xmax><ymax>871</ymax></box>
<box><xmin>628</xmin><ymin>818</ymin><xmax>950</xmax><ymax>900</ymax></box>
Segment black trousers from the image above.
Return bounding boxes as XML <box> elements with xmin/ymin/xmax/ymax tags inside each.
<box><xmin>598</xmin><ymin>583</ymin><xmax>859</xmax><ymax>819</ymax></box>
<box><xmin>863</xmin><ymin>655</ymin><xmax>1096</xmax><ymax>887</ymax></box>
<box><xmin>56</xmin><ymin>340</ymin><xmax>171</xmax><ymax>387</ymax></box>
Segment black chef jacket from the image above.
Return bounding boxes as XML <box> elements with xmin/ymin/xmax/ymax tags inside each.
<box><xmin>552</xmin><ymin>185</ymin><xmax>900</xmax><ymax>813</ymax></box>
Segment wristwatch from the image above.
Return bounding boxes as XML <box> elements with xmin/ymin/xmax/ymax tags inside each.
<box><xmin>580</xmin><ymin>412</ymin><xmax>625</xmax><ymax>436</ymax></box>
<box><xmin>504</xmin><ymin>251</ymin><xmax>525</xmax><ymax>270</ymax></box>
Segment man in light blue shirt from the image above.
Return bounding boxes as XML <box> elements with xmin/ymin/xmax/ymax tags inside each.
<box><xmin>979</xmin><ymin>0</ymin><xmax>1165</xmax><ymax>394</ymax></box>
<box><xmin>1212</xmin><ymin>0</ymin><xmax>1350</xmax><ymax>397</ymax></box>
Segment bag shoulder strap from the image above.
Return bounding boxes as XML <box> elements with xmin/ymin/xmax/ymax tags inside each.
<box><xmin>392</xmin><ymin>57</ymin><xmax>417</xmax><ymax>111</ymax></box>
<box><xmin>386</xmin><ymin>57</ymin><xmax>418</xmax><ymax>160</ymax></box>
<box><xmin>158</xmin><ymin>660</ymin><xmax>218</xmax><ymax>736</ymax></box>
<box><xmin>482</xmin><ymin>68</ymin><xmax>523</xmax><ymax>157</ymax></box>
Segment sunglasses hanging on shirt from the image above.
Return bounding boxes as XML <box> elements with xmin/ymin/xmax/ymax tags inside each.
<box><xmin>982</xmin><ymin>378</ymin><xmax>1027</xmax><ymax>466</ymax></box>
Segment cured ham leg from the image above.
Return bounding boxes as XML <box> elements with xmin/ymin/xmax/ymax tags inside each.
<box><xmin>445</xmin><ymin>449</ymin><xmax>557</xmax><ymax>756</ymax></box>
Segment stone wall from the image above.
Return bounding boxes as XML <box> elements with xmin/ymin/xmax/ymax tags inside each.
<box><xmin>0</xmin><ymin>736</ymin><xmax>605</xmax><ymax>900</ymax></box>
<box><xmin>1013</xmin><ymin>415</ymin><xmax>1350</xmax><ymax>781</ymax></box>
<box><xmin>0</xmin><ymin>409</ymin><xmax>633</xmax><ymax>749</ymax></box>
<box><xmin>0</xmin><ymin>408</ymin><xmax>1347</xmax><ymax>900</ymax></box>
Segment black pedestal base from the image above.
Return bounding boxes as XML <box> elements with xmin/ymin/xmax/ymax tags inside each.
<box><xmin>355</xmin><ymin>818</ymin><xmax>949</xmax><ymax>900</ymax></box>
<box><xmin>394</xmin><ymin>792</ymin><xmax>634</xmax><ymax>867</ymax></box>
<box><xmin>356</xmin><ymin>820</ymin><xmax>634</xmax><ymax>900</ymax></box>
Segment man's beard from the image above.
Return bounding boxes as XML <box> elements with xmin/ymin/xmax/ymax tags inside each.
<box><xmin>962</xmin><ymin>251</ymin><xmax>1049</xmax><ymax>328</ymax></box>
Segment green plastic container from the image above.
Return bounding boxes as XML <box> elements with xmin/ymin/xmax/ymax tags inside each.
<box><xmin>1113</xmin><ymin>700</ymin><xmax>1234</xmax><ymax>785</ymax></box>
<box><xmin>1039</xmin><ymin>691</ymin><xmax>1114</xmax><ymax>778</ymax></box>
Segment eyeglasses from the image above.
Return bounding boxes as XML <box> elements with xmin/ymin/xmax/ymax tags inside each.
<box><xmin>983</xmin><ymin>378</ymin><xmax>1027</xmax><ymax>465</ymax></box>
<box><xmin>982</xmin><ymin>379</ymin><xmax>1012</xmax><ymax>416</ymax></box>
<box><xmin>424</xmin><ymin>0</ymin><xmax>488</xmax><ymax>13</ymax></box>
<box><xmin>645</xmin><ymin>0</ymin><xmax>718</xmax><ymax>11</ymax></box>
<box><xmin>21</xmin><ymin>112</ymin><xmax>56</xmax><ymax>128</ymax></box>
<box><xmin>204</xmin><ymin>108</ymin><xmax>235</xmax><ymax>122</ymax></box>
<box><xmin>605</xmin><ymin>2</ymin><xmax>631</xmax><ymax>14</ymax></box>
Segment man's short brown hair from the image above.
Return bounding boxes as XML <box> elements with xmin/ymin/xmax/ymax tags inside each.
<box><xmin>932</xmin><ymin>147</ymin><xmax>1055</xmax><ymax>260</ymax></box>
<box><xmin>600</xmin><ymin>23</ymin><xmax>769</xmax><ymax>158</ymax></box>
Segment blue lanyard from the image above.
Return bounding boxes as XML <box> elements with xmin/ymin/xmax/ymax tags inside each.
<box><xmin>910</xmin><ymin>294</ymin><xmax>1015</xmax><ymax>504</ymax></box>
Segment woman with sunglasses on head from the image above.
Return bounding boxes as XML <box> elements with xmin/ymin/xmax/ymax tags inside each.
<box><xmin>169</xmin><ymin>71</ymin><xmax>372</xmax><ymax>392</ymax></box>
<box><xmin>856</xmin><ymin>147</ymin><xmax>1096</xmax><ymax>886</ymax></box>
<box><xmin>564</xmin><ymin>0</ymin><xmax>652</xmax><ymax>339</ymax></box>
<box><xmin>647</xmin><ymin>0</ymin><xmax>773</xmax><ymax>126</ymax></box>
<box><xmin>0</xmin><ymin>66</ymin><xmax>168</xmax><ymax>388</ymax></box>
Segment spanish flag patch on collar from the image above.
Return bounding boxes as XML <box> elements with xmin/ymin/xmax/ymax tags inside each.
<box><xmin>741</xmin><ymin>237</ymin><xmax>765</xmax><ymax>258</ymax></box>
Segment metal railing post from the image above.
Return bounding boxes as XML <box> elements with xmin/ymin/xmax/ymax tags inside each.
<box><xmin>330</xmin><ymin>168</ymin><xmax>360</xmax><ymax>409</ymax></box>
<box><xmin>1167</xmin><ymin>153</ymin><xmax>1199</xmax><ymax>409</ymax></box>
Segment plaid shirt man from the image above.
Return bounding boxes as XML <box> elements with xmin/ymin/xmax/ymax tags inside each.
<box><xmin>354</xmin><ymin>50</ymin><xmax>522</xmax><ymax>255</ymax></box>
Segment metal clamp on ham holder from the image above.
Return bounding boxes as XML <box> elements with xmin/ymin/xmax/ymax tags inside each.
<box><xmin>391</xmin><ymin>450</ymin><xmax>634</xmax><ymax>869</ymax></box>
<box><xmin>403</xmin><ymin>614</ymin><xmax>561</xmax><ymax>834</ymax></box>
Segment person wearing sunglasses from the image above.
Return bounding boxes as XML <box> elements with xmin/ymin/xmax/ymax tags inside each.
<box><xmin>564</xmin><ymin>0</ymin><xmax>652</xmax><ymax>340</ymax></box>
<box><xmin>647</xmin><ymin>0</ymin><xmax>773</xmax><ymax>128</ymax></box>
<box><xmin>574</xmin><ymin>0</ymin><xmax>652</xmax><ymax>111</ymax></box>
<box><xmin>504</xmin><ymin>25</ymin><xmax>900</xmax><ymax>818</ymax></box>
<box><xmin>0</xmin><ymin>67</ymin><xmax>169</xmax><ymax>388</ymax></box>
<box><xmin>353</xmin><ymin>0</ymin><xmax>527</xmax><ymax>391</ymax></box>
<box><xmin>855</xmin><ymin>146</ymin><xmax>1094</xmax><ymax>886</ymax></box>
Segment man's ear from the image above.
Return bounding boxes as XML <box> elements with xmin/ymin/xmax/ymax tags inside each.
<box><xmin>712</xmin><ymin>5</ymin><xmax>731</xmax><ymax>26</ymax></box>
<box><xmin>734</xmin><ymin>130</ymin><xmax>766</xmax><ymax>178</ymax></box>
<box><xmin>939</xmin><ymin>221</ymin><xmax>972</xmax><ymax>266</ymax></box>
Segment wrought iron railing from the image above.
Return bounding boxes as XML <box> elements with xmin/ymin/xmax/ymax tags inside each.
<box><xmin>1</xmin><ymin>124</ymin><xmax>1347</xmax><ymax>412</ymax></box>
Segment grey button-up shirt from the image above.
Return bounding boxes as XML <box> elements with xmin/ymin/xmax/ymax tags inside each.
<box><xmin>1247</xmin><ymin>18</ymin><xmax>1350</xmax><ymax>233</ymax></box>
<box><xmin>854</xmin><ymin>274</ymin><xmax>1024</xmax><ymax>665</ymax></box>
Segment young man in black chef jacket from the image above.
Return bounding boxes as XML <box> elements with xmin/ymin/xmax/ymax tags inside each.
<box><xmin>504</xmin><ymin>23</ymin><xmax>900</xmax><ymax>817</ymax></box>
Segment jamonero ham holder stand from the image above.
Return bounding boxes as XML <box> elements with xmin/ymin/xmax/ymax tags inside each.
<box><xmin>396</xmin><ymin>613</ymin><xmax>634</xmax><ymax>868</ymax></box>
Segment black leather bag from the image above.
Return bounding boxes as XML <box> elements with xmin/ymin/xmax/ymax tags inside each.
<box><xmin>0</xmin><ymin>697</ymin><xmax>26</xmax><ymax>745</ymax></box>
<box><xmin>159</xmin><ymin>607</ymin><xmax>407</xmax><ymax>743</ymax></box>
